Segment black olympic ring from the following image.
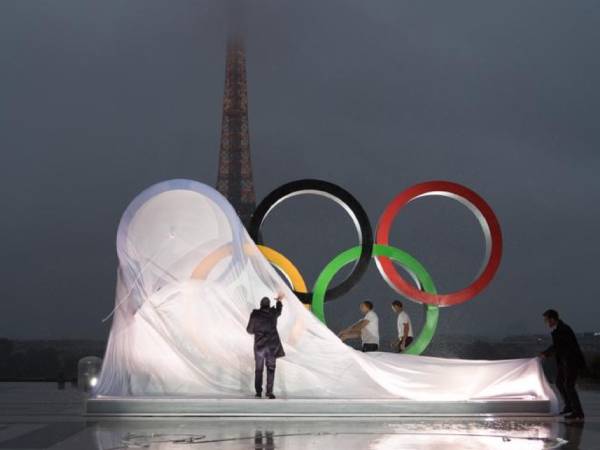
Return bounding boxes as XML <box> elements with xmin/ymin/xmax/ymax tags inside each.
<box><xmin>248</xmin><ymin>179</ymin><xmax>373</xmax><ymax>304</ymax></box>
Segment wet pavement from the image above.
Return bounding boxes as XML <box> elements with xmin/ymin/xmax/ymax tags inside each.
<box><xmin>0</xmin><ymin>383</ymin><xmax>597</xmax><ymax>449</ymax></box>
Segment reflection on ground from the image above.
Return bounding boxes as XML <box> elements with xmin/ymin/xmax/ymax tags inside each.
<box><xmin>0</xmin><ymin>384</ymin><xmax>596</xmax><ymax>449</ymax></box>
<box><xmin>90</xmin><ymin>418</ymin><xmax>575</xmax><ymax>450</ymax></box>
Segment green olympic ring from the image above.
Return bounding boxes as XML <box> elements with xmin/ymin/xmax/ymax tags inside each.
<box><xmin>312</xmin><ymin>244</ymin><xmax>439</xmax><ymax>355</ymax></box>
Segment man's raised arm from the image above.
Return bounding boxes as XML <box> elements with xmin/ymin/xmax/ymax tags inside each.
<box><xmin>274</xmin><ymin>292</ymin><xmax>284</xmax><ymax>317</ymax></box>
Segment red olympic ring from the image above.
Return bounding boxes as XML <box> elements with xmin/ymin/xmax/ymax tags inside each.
<box><xmin>375</xmin><ymin>181</ymin><xmax>503</xmax><ymax>307</ymax></box>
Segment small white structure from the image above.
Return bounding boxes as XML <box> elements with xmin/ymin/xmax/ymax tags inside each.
<box><xmin>78</xmin><ymin>356</ymin><xmax>102</xmax><ymax>392</ymax></box>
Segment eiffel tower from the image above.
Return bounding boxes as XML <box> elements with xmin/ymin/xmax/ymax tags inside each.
<box><xmin>216</xmin><ymin>35</ymin><xmax>256</xmax><ymax>228</ymax></box>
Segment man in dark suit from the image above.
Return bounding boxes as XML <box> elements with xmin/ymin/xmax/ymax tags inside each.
<box><xmin>540</xmin><ymin>309</ymin><xmax>586</xmax><ymax>421</ymax></box>
<box><xmin>246</xmin><ymin>293</ymin><xmax>285</xmax><ymax>399</ymax></box>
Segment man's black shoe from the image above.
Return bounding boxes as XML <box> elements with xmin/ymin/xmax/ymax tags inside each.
<box><xmin>266</xmin><ymin>393</ymin><xmax>276</xmax><ymax>399</ymax></box>
<box><xmin>560</xmin><ymin>408</ymin><xmax>573</xmax><ymax>415</ymax></box>
<box><xmin>255</xmin><ymin>393</ymin><xmax>262</xmax><ymax>398</ymax></box>
<box><xmin>564</xmin><ymin>413</ymin><xmax>585</xmax><ymax>422</ymax></box>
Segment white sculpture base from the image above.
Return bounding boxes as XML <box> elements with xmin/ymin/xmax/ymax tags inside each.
<box><xmin>86</xmin><ymin>396</ymin><xmax>554</xmax><ymax>417</ymax></box>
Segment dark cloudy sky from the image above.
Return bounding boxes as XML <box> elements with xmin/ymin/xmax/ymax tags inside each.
<box><xmin>1</xmin><ymin>1</ymin><xmax>599</xmax><ymax>343</ymax></box>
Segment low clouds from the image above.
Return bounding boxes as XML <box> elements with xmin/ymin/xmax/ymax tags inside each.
<box><xmin>1</xmin><ymin>1</ymin><xmax>599</xmax><ymax>339</ymax></box>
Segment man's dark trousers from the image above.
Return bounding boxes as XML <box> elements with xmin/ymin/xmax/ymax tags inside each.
<box><xmin>254</xmin><ymin>348</ymin><xmax>276</xmax><ymax>395</ymax></box>
<box><xmin>556</xmin><ymin>363</ymin><xmax>583</xmax><ymax>415</ymax></box>
<box><xmin>362</xmin><ymin>343</ymin><xmax>378</xmax><ymax>352</ymax></box>
<box><xmin>398</xmin><ymin>336</ymin><xmax>414</xmax><ymax>353</ymax></box>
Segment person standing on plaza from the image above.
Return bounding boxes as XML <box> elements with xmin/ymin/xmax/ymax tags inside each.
<box><xmin>246</xmin><ymin>293</ymin><xmax>286</xmax><ymax>399</ymax></box>
<box><xmin>540</xmin><ymin>309</ymin><xmax>586</xmax><ymax>421</ymax></box>
<box><xmin>339</xmin><ymin>301</ymin><xmax>380</xmax><ymax>352</ymax></box>
<box><xmin>391</xmin><ymin>300</ymin><xmax>413</xmax><ymax>352</ymax></box>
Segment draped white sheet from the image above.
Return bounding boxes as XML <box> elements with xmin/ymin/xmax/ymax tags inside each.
<box><xmin>95</xmin><ymin>179</ymin><xmax>557</xmax><ymax>409</ymax></box>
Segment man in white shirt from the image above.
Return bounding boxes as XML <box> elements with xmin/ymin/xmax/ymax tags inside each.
<box><xmin>392</xmin><ymin>300</ymin><xmax>413</xmax><ymax>352</ymax></box>
<box><xmin>338</xmin><ymin>301</ymin><xmax>380</xmax><ymax>352</ymax></box>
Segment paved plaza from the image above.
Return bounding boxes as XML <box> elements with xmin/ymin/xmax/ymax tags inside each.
<box><xmin>0</xmin><ymin>383</ymin><xmax>597</xmax><ymax>449</ymax></box>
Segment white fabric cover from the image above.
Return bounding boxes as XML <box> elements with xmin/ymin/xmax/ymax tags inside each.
<box><xmin>95</xmin><ymin>179</ymin><xmax>557</xmax><ymax>409</ymax></box>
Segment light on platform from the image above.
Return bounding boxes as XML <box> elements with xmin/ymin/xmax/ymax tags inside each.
<box><xmin>77</xmin><ymin>356</ymin><xmax>102</xmax><ymax>393</ymax></box>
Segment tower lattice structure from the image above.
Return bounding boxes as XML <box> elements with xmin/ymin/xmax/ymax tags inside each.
<box><xmin>216</xmin><ymin>36</ymin><xmax>256</xmax><ymax>228</ymax></box>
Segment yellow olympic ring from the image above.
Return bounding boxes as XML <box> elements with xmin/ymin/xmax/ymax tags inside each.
<box><xmin>191</xmin><ymin>243</ymin><xmax>307</xmax><ymax>296</ymax></box>
<box><xmin>256</xmin><ymin>245</ymin><xmax>307</xmax><ymax>294</ymax></box>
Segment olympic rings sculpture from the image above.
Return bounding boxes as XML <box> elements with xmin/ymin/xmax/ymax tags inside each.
<box><xmin>248</xmin><ymin>179</ymin><xmax>503</xmax><ymax>354</ymax></box>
